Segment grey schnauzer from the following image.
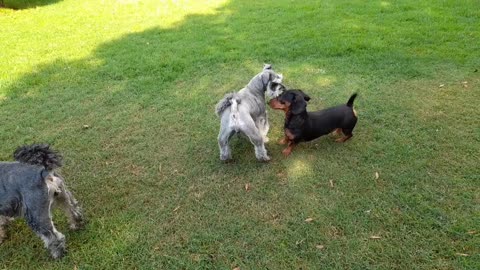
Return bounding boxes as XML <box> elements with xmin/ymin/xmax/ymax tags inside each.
<box><xmin>0</xmin><ymin>144</ymin><xmax>84</xmax><ymax>259</ymax></box>
<box><xmin>215</xmin><ymin>64</ymin><xmax>285</xmax><ymax>161</ymax></box>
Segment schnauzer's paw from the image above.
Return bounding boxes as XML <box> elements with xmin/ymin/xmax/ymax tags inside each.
<box><xmin>70</xmin><ymin>220</ymin><xmax>85</xmax><ymax>231</ymax></box>
<box><xmin>220</xmin><ymin>156</ymin><xmax>234</xmax><ymax>163</ymax></box>
<box><xmin>257</xmin><ymin>155</ymin><xmax>271</xmax><ymax>162</ymax></box>
<box><xmin>50</xmin><ymin>248</ymin><xmax>66</xmax><ymax>260</ymax></box>
<box><xmin>48</xmin><ymin>239</ymin><xmax>66</xmax><ymax>259</ymax></box>
<box><xmin>220</xmin><ymin>154</ymin><xmax>232</xmax><ymax>162</ymax></box>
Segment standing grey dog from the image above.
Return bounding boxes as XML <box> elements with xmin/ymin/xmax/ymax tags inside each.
<box><xmin>215</xmin><ymin>64</ymin><xmax>284</xmax><ymax>161</ymax></box>
<box><xmin>0</xmin><ymin>144</ymin><xmax>84</xmax><ymax>259</ymax></box>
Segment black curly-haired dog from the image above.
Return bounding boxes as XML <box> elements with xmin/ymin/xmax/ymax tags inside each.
<box><xmin>269</xmin><ymin>90</ymin><xmax>358</xmax><ymax>156</ymax></box>
<box><xmin>0</xmin><ymin>144</ymin><xmax>84</xmax><ymax>259</ymax></box>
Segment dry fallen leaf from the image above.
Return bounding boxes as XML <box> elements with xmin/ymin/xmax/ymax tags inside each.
<box><xmin>369</xmin><ymin>235</ymin><xmax>381</xmax><ymax>239</ymax></box>
<box><xmin>305</xmin><ymin>218</ymin><xmax>314</xmax><ymax>222</ymax></box>
<box><xmin>439</xmin><ymin>84</ymin><xmax>445</xmax><ymax>88</ymax></box>
<box><xmin>456</xmin><ymin>253</ymin><xmax>469</xmax><ymax>257</ymax></box>
<box><xmin>329</xmin><ymin>180</ymin><xmax>334</xmax><ymax>188</ymax></box>
<box><xmin>316</xmin><ymin>245</ymin><xmax>325</xmax><ymax>250</ymax></box>
<box><xmin>82</xmin><ymin>124</ymin><xmax>90</xmax><ymax>129</ymax></box>
<box><xmin>173</xmin><ymin>206</ymin><xmax>180</xmax><ymax>212</ymax></box>
<box><xmin>233</xmin><ymin>267</ymin><xmax>240</xmax><ymax>270</ymax></box>
<box><xmin>375</xmin><ymin>172</ymin><xmax>379</xmax><ymax>180</ymax></box>
<box><xmin>245</xmin><ymin>183</ymin><xmax>251</xmax><ymax>191</ymax></box>
<box><xmin>467</xmin><ymin>230</ymin><xmax>476</xmax><ymax>235</ymax></box>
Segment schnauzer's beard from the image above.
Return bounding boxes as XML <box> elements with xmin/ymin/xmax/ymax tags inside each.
<box><xmin>266</xmin><ymin>81</ymin><xmax>285</xmax><ymax>99</ymax></box>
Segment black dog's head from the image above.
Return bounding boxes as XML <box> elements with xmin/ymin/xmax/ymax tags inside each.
<box><xmin>269</xmin><ymin>89</ymin><xmax>311</xmax><ymax>114</ymax></box>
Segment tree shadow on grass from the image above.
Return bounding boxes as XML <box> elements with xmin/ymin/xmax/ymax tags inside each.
<box><xmin>0</xmin><ymin>0</ymin><xmax>478</xmax><ymax>269</ymax></box>
<box><xmin>1</xmin><ymin>0</ymin><xmax>62</xmax><ymax>9</ymax></box>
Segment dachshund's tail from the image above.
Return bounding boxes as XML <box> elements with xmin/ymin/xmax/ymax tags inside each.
<box><xmin>14</xmin><ymin>144</ymin><xmax>63</xmax><ymax>171</ymax></box>
<box><xmin>346</xmin><ymin>93</ymin><xmax>358</xmax><ymax>107</ymax></box>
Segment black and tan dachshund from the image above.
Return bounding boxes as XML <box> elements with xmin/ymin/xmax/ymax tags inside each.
<box><xmin>269</xmin><ymin>90</ymin><xmax>358</xmax><ymax>156</ymax></box>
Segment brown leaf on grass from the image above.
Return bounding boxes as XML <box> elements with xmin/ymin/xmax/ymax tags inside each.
<box><xmin>329</xmin><ymin>180</ymin><xmax>334</xmax><ymax>188</ymax></box>
<box><xmin>233</xmin><ymin>267</ymin><xmax>240</xmax><ymax>270</ymax></box>
<box><xmin>305</xmin><ymin>217</ymin><xmax>314</xmax><ymax>222</ymax></box>
<box><xmin>245</xmin><ymin>183</ymin><xmax>251</xmax><ymax>191</ymax></box>
<box><xmin>439</xmin><ymin>84</ymin><xmax>445</xmax><ymax>88</ymax></box>
<box><xmin>467</xmin><ymin>230</ymin><xmax>476</xmax><ymax>235</ymax></box>
<box><xmin>276</xmin><ymin>172</ymin><xmax>287</xmax><ymax>182</ymax></box>
<box><xmin>375</xmin><ymin>172</ymin><xmax>379</xmax><ymax>180</ymax></box>
<box><xmin>82</xmin><ymin>124</ymin><xmax>90</xmax><ymax>129</ymax></box>
<box><xmin>456</xmin><ymin>253</ymin><xmax>469</xmax><ymax>257</ymax></box>
<box><xmin>316</xmin><ymin>245</ymin><xmax>325</xmax><ymax>250</ymax></box>
<box><xmin>369</xmin><ymin>235</ymin><xmax>381</xmax><ymax>239</ymax></box>
<box><xmin>173</xmin><ymin>206</ymin><xmax>180</xmax><ymax>212</ymax></box>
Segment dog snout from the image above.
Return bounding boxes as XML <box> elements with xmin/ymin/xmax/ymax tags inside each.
<box><xmin>269</xmin><ymin>98</ymin><xmax>285</xmax><ymax>110</ymax></box>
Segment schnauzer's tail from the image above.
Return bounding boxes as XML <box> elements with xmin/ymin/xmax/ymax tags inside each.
<box><xmin>14</xmin><ymin>144</ymin><xmax>63</xmax><ymax>171</ymax></box>
<box><xmin>215</xmin><ymin>93</ymin><xmax>238</xmax><ymax>117</ymax></box>
<box><xmin>346</xmin><ymin>93</ymin><xmax>358</xmax><ymax>107</ymax></box>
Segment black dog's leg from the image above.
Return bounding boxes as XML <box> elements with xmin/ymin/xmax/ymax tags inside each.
<box><xmin>282</xmin><ymin>128</ymin><xmax>297</xmax><ymax>156</ymax></box>
<box><xmin>282</xmin><ymin>141</ymin><xmax>296</xmax><ymax>156</ymax></box>
<box><xmin>278</xmin><ymin>136</ymin><xmax>288</xmax><ymax>145</ymax></box>
<box><xmin>336</xmin><ymin>128</ymin><xmax>353</xmax><ymax>142</ymax></box>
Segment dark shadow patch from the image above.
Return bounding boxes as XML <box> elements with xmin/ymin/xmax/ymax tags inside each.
<box><xmin>1</xmin><ymin>0</ymin><xmax>62</xmax><ymax>9</ymax></box>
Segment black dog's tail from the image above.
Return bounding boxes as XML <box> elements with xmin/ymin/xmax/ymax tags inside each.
<box><xmin>13</xmin><ymin>144</ymin><xmax>63</xmax><ymax>171</ymax></box>
<box><xmin>346</xmin><ymin>93</ymin><xmax>358</xmax><ymax>107</ymax></box>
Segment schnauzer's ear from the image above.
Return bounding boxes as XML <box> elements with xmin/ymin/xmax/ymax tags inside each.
<box><xmin>263</xmin><ymin>63</ymin><xmax>272</xmax><ymax>70</ymax></box>
<box><xmin>291</xmin><ymin>94</ymin><xmax>307</xmax><ymax>114</ymax></box>
<box><xmin>273</xmin><ymin>73</ymin><xmax>283</xmax><ymax>84</ymax></box>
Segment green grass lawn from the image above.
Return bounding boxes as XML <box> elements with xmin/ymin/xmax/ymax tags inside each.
<box><xmin>1</xmin><ymin>0</ymin><xmax>479</xmax><ymax>269</ymax></box>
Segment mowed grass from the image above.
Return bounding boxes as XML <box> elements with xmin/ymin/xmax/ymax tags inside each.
<box><xmin>0</xmin><ymin>0</ymin><xmax>479</xmax><ymax>269</ymax></box>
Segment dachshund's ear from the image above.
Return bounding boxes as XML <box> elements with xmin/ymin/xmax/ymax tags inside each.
<box><xmin>299</xmin><ymin>90</ymin><xmax>311</xmax><ymax>101</ymax></box>
<box><xmin>291</xmin><ymin>96</ymin><xmax>307</xmax><ymax>114</ymax></box>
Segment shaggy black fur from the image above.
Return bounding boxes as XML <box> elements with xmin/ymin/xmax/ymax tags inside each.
<box><xmin>13</xmin><ymin>144</ymin><xmax>63</xmax><ymax>171</ymax></box>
